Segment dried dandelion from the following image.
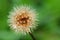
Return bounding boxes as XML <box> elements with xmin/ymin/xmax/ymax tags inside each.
<box><xmin>8</xmin><ymin>5</ymin><xmax>39</xmax><ymax>40</ymax></box>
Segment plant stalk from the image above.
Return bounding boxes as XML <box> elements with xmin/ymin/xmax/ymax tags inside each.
<box><xmin>29</xmin><ymin>32</ymin><xmax>36</xmax><ymax>40</ymax></box>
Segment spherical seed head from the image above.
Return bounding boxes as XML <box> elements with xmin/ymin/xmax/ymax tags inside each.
<box><xmin>8</xmin><ymin>5</ymin><xmax>38</xmax><ymax>34</ymax></box>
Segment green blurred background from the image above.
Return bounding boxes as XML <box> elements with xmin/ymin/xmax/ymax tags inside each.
<box><xmin>0</xmin><ymin>0</ymin><xmax>60</xmax><ymax>40</ymax></box>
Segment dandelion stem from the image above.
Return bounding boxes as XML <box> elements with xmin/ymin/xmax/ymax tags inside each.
<box><xmin>29</xmin><ymin>32</ymin><xmax>36</xmax><ymax>40</ymax></box>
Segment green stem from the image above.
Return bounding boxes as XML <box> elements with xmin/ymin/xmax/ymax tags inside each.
<box><xmin>29</xmin><ymin>32</ymin><xmax>36</xmax><ymax>40</ymax></box>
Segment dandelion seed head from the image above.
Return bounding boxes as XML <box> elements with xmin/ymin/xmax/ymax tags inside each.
<box><xmin>8</xmin><ymin>5</ymin><xmax>39</xmax><ymax>34</ymax></box>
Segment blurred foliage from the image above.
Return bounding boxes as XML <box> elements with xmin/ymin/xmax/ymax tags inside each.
<box><xmin>0</xmin><ymin>0</ymin><xmax>60</xmax><ymax>40</ymax></box>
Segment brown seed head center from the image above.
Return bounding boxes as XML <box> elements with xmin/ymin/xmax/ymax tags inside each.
<box><xmin>16</xmin><ymin>12</ymin><xmax>31</xmax><ymax>27</ymax></box>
